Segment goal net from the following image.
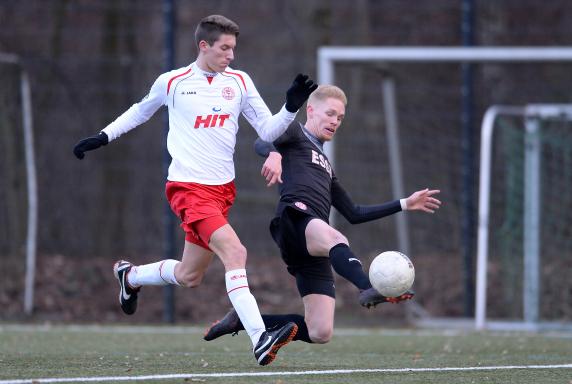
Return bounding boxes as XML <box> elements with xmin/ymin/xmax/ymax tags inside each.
<box><xmin>317</xmin><ymin>47</ymin><xmax>572</xmax><ymax>328</ymax></box>
<box><xmin>476</xmin><ymin>105</ymin><xmax>572</xmax><ymax>330</ymax></box>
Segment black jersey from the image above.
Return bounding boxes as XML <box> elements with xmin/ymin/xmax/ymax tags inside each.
<box><xmin>255</xmin><ymin>121</ymin><xmax>404</xmax><ymax>224</ymax></box>
<box><xmin>272</xmin><ymin>121</ymin><xmax>336</xmax><ymax>221</ymax></box>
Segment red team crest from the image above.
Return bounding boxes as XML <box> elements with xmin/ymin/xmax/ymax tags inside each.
<box><xmin>222</xmin><ymin>87</ymin><xmax>235</xmax><ymax>100</ymax></box>
<box><xmin>294</xmin><ymin>201</ymin><xmax>307</xmax><ymax>210</ymax></box>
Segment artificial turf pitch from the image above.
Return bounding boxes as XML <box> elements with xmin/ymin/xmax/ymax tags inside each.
<box><xmin>1</xmin><ymin>324</ymin><xmax>571</xmax><ymax>383</ymax></box>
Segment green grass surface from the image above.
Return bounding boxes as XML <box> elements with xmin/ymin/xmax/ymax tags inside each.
<box><xmin>0</xmin><ymin>325</ymin><xmax>571</xmax><ymax>383</ymax></box>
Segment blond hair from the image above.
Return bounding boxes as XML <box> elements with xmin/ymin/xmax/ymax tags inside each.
<box><xmin>308</xmin><ymin>85</ymin><xmax>347</xmax><ymax>106</ymax></box>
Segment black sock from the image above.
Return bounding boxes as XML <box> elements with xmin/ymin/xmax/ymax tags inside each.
<box><xmin>329</xmin><ymin>243</ymin><xmax>372</xmax><ymax>291</ymax></box>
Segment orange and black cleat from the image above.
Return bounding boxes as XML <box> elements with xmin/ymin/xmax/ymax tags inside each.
<box><xmin>385</xmin><ymin>290</ymin><xmax>415</xmax><ymax>304</ymax></box>
<box><xmin>359</xmin><ymin>287</ymin><xmax>415</xmax><ymax>308</ymax></box>
<box><xmin>204</xmin><ymin>308</ymin><xmax>241</xmax><ymax>341</ymax></box>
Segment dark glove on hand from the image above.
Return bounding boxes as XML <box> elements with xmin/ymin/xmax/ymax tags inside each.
<box><xmin>73</xmin><ymin>132</ymin><xmax>109</xmax><ymax>159</ymax></box>
<box><xmin>285</xmin><ymin>73</ymin><xmax>318</xmax><ymax>113</ymax></box>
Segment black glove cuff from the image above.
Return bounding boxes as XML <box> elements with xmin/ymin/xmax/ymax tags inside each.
<box><xmin>285</xmin><ymin>103</ymin><xmax>298</xmax><ymax>113</ymax></box>
<box><xmin>98</xmin><ymin>131</ymin><xmax>109</xmax><ymax>145</ymax></box>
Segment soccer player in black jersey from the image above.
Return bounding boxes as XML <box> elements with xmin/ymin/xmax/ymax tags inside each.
<box><xmin>204</xmin><ymin>85</ymin><xmax>441</xmax><ymax>344</ymax></box>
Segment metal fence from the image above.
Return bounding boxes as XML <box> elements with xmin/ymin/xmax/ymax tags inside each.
<box><xmin>1</xmin><ymin>0</ymin><xmax>571</xmax><ymax>323</ymax></box>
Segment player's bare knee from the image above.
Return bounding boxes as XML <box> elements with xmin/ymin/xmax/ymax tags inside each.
<box><xmin>329</xmin><ymin>232</ymin><xmax>348</xmax><ymax>248</ymax></box>
<box><xmin>221</xmin><ymin>243</ymin><xmax>248</xmax><ymax>269</ymax></box>
<box><xmin>308</xmin><ymin>326</ymin><xmax>333</xmax><ymax>344</ymax></box>
<box><xmin>335</xmin><ymin>233</ymin><xmax>349</xmax><ymax>245</ymax></box>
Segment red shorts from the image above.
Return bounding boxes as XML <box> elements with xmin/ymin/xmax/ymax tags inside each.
<box><xmin>166</xmin><ymin>180</ymin><xmax>236</xmax><ymax>250</ymax></box>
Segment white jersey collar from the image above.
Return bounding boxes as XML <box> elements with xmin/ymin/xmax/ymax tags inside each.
<box><xmin>192</xmin><ymin>62</ymin><xmax>219</xmax><ymax>78</ymax></box>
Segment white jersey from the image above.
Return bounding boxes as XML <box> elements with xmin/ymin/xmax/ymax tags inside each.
<box><xmin>102</xmin><ymin>62</ymin><xmax>296</xmax><ymax>184</ymax></box>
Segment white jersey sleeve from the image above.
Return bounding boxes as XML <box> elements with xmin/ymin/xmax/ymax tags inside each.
<box><xmin>239</xmin><ymin>72</ymin><xmax>297</xmax><ymax>142</ymax></box>
<box><xmin>102</xmin><ymin>74</ymin><xmax>168</xmax><ymax>142</ymax></box>
<box><xmin>99</xmin><ymin>63</ymin><xmax>296</xmax><ymax>185</ymax></box>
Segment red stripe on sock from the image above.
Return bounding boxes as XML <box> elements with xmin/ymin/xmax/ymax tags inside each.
<box><xmin>159</xmin><ymin>261</ymin><xmax>169</xmax><ymax>284</ymax></box>
<box><xmin>227</xmin><ymin>285</ymin><xmax>249</xmax><ymax>294</ymax></box>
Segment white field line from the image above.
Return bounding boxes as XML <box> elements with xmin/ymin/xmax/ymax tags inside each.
<box><xmin>1</xmin><ymin>364</ymin><xmax>572</xmax><ymax>384</ymax></box>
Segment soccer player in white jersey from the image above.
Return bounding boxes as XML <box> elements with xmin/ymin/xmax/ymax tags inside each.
<box><xmin>73</xmin><ymin>14</ymin><xmax>317</xmax><ymax>366</ymax></box>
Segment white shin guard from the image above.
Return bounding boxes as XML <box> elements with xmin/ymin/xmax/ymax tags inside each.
<box><xmin>128</xmin><ymin>259</ymin><xmax>180</xmax><ymax>287</ymax></box>
<box><xmin>225</xmin><ymin>269</ymin><xmax>265</xmax><ymax>347</ymax></box>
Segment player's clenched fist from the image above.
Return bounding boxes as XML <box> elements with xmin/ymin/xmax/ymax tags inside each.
<box><xmin>73</xmin><ymin>131</ymin><xmax>108</xmax><ymax>159</ymax></box>
<box><xmin>285</xmin><ymin>74</ymin><xmax>318</xmax><ymax>113</ymax></box>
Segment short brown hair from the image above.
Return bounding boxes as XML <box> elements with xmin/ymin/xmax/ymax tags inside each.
<box><xmin>308</xmin><ymin>85</ymin><xmax>347</xmax><ymax>106</ymax></box>
<box><xmin>195</xmin><ymin>15</ymin><xmax>239</xmax><ymax>47</ymax></box>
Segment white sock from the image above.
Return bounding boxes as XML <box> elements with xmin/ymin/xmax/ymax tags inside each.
<box><xmin>225</xmin><ymin>269</ymin><xmax>265</xmax><ymax>347</ymax></box>
<box><xmin>128</xmin><ymin>260</ymin><xmax>180</xmax><ymax>287</ymax></box>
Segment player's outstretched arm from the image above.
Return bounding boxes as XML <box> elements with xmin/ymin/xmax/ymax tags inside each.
<box><xmin>73</xmin><ymin>73</ymin><xmax>167</xmax><ymax>160</ymax></box>
<box><xmin>73</xmin><ymin>132</ymin><xmax>108</xmax><ymax>159</ymax></box>
<box><xmin>332</xmin><ymin>179</ymin><xmax>403</xmax><ymax>224</ymax></box>
<box><xmin>404</xmin><ymin>188</ymin><xmax>441</xmax><ymax>213</ymax></box>
<box><xmin>245</xmin><ymin>73</ymin><xmax>316</xmax><ymax>142</ymax></box>
<box><xmin>285</xmin><ymin>74</ymin><xmax>318</xmax><ymax>113</ymax></box>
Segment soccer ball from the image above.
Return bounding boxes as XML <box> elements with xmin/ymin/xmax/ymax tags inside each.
<box><xmin>368</xmin><ymin>251</ymin><xmax>415</xmax><ymax>297</ymax></box>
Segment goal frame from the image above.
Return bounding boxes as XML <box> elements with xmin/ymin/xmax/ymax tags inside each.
<box><xmin>317</xmin><ymin>46</ymin><xmax>572</xmax><ymax>330</ymax></box>
<box><xmin>1</xmin><ymin>52</ymin><xmax>37</xmax><ymax>315</ymax></box>
<box><xmin>476</xmin><ymin>104</ymin><xmax>572</xmax><ymax>331</ymax></box>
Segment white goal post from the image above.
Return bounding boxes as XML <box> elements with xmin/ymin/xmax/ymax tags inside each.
<box><xmin>317</xmin><ymin>46</ymin><xmax>572</xmax><ymax>329</ymax></box>
<box><xmin>476</xmin><ymin>104</ymin><xmax>572</xmax><ymax>331</ymax></box>
<box><xmin>1</xmin><ymin>52</ymin><xmax>37</xmax><ymax>315</ymax></box>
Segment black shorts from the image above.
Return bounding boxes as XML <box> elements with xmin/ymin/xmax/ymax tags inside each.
<box><xmin>269</xmin><ymin>206</ymin><xmax>335</xmax><ymax>298</ymax></box>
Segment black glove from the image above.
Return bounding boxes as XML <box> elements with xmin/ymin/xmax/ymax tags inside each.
<box><xmin>285</xmin><ymin>73</ymin><xmax>318</xmax><ymax>113</ymax></box>
<box><xmin>73</xmin><ymin>132</ymin><xmax>109</xmax><ymax>159</ymax></box>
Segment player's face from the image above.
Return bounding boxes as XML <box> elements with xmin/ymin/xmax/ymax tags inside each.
<box><xmin>199</xmin><ymin>33</ymin><xmax>236</xmax><ymax>73</ymax></box>
<box><xmin>307</xmin><ymin>97</ymin><xmax>345</xmax><ymax>142</ymax></box>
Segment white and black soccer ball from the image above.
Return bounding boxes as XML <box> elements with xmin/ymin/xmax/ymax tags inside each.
<box><xmin>368</xmin><ymin>251</ymin><xmax>415</xmax><ymax>297</ymax></box>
